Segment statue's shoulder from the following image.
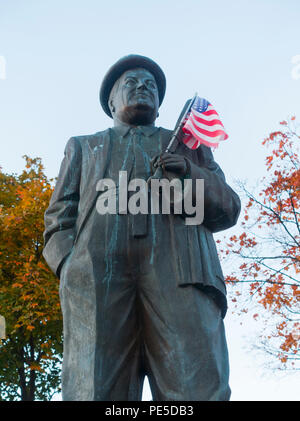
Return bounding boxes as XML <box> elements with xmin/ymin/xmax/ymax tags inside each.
<box><xmin>159</xmin><ymin>126</ymin><xmax>173</xmax><ymax>135</ymax></box>
<box><xmin>158</xmin><ymin>127</ymin><xmax>173</xmax><ymax>143</ymax></box>
<box><xmin>72</xmin><ymin>128</ymin><xmax>110</xmax><ymax>143</ymax></box>
<box><xmin>69</xmin><ymin>129</ymin><xmax>111</xmax><ymax>151</ymax></box>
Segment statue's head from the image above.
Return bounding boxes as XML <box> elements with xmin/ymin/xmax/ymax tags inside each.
<box><xmin>100</xmin><ymin>55</ymin><xmax>166</xmax><ymax>126</ymax></box>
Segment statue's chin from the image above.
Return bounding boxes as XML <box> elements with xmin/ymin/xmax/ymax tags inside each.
<box><xmin>120</xmin><ymin>105</ymin><xmax>156</xmax><ymax>126</ymax></box>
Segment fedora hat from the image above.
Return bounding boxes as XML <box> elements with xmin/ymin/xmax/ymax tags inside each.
<box><xmin>99</xmin><ymin>54</ymin><xmax>166</xmax><ymax>118</ymax></box>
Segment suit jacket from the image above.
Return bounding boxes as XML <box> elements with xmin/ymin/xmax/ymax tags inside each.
<box><xmin>43</xmin><ymin>126</ymin><xmax>241</xmax><ymax>317</ymax></box>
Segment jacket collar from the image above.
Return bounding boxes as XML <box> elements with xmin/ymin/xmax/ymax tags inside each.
<box><xmin>111</xmin><ymin>123</ymin><xmax>160</xmax><ymax>138</ymax></box>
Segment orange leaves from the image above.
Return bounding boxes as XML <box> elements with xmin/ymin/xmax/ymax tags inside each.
<box><xmin>12</xmin><ymin>283</ymin><xmax>23</xmax><ymax>289</ymax></box>
<box><xmin>29</xmin><ymin>362</ymin><xmax>43</xmax><ymax>372</ymax></box>
<box><xmin>0</xmin><ymin>156</ymin><xmax>61</xmax><ymax>339</ymax></box>
<box><xmin>266</xmin><ymin>155</ymin><xmax>273</xmax><ymax>170</ymax></box>
<box><xmin>234</xmin><ymin>232</ymin><xmax>257</xmax><ymax>248</ymax></box>
<box><xmin>219</xmin><ymin>116</ymin><xmax>300</xmax><ymax>368</ymax></box>
<box><xmin>225</xmin><ymin>275</ymin><xmax>239</xmax><ymax>285</ymax></box>
<box><xmin>232</xmin><ymin>236</ymin><xmax>255</xmax><ymax>249</ymax></box>
<box><xmin>291</xmin><ymin>285</ymin><xmax>300</xmax><ymax>299</ymax></box>
<box><xmin>280</xmin><ymin>332</ymin><xmax>299</xmax><ymax>354</ymax></box>
<box><xmin>26</xmin><ymin>325</ymin><xmax>35</xmax><ymax>331</ymax></box>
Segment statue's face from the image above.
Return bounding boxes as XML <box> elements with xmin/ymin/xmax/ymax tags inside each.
<box><xmin>109</xmin><ymin>68</ymin><xmax>159</xmax><ymax>126</ymax></box>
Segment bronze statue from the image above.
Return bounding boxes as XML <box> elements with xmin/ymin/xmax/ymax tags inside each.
<box><xmin>43</xmin><ymin>54</ymin><xmax>241</xmax><ymax>401</ymax></box>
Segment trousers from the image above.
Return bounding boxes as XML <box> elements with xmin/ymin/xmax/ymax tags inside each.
<box><xmin>60</xmin><ymin>208</ymin><xmax>231</xmax><ymax>401</ymax></box>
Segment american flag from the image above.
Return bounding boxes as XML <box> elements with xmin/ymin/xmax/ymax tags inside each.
<box><xmin>182</xmin><ymin>96</ymin><xmax>228</xmax><ymax>149</ymax></box>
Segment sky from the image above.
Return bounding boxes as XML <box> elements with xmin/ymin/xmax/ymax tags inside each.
<box><xmin>0</xmin><ymin>0</ymin><xmax>300</xmax><ymax>401</ymax></box>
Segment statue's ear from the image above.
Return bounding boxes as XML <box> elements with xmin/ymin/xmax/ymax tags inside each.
<box><xmin>109</xmin><ymin>99</ymin><xmax>115</xmax><ymax>114</ymax></box>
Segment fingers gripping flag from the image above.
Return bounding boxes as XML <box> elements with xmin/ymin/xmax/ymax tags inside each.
<box><xmin>182</xmin><ymin>97</ymin><xmax>228</xmax><ymax>149</ymax></box>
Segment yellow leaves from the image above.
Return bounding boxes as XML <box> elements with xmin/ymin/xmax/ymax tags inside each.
<box><xmin>0</xmin><ymin>158</ymin><xmax>61</xmax><ymax>337</ymax></box>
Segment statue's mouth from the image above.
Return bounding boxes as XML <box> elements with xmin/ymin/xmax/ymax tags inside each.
<box><xmin>135</xmin><ymin>94</ymin><xmax>150</xmax><ymax>100</ymax></box>
<box><xmin>133</xmin><ymin>91</ymin><xmax>151</xmax><ymax>98</ymax></box>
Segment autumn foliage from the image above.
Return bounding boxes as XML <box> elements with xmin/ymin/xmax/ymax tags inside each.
<box><xmin>0</xmin><ymin>157</ymin><xmax>62</xmax><ymax>401</ymax></box>
<box><xmin>220</xmin><ymin>117</ymin><xmax>300</xmax><ymax>368</ymax></box>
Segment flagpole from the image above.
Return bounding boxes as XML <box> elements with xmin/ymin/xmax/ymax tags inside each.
<box><xmin>165</xmin><ymin>92</ymin><xmax>198</xmax><ymax>153</ymax></box>
<box><xmin>148</xmin><ymin>92</ymin><xmax>198</xmax><ymax>182</ymax></box>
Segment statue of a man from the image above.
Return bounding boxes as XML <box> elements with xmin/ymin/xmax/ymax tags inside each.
<box><xmin>43</xmin><ymin>54</ymin><xmax>241</xmax><ymax>401</ymax></box>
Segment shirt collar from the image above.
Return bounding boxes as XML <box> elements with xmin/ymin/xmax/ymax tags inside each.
<box><xmin>111</xmin><ymin>124</ymin><xmax>160</xmax><ymax>138</ymax></box>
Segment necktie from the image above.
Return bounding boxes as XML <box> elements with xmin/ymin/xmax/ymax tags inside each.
<box><xmin>130</xmin><ymin>128</ymin><xmax>148</xmax><ymax>237</ymax></box>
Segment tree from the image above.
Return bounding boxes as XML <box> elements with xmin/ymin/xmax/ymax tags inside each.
<box><xmin>220</xmin><ymin>117</ymin><xmax>300</xmax><ymax>369</ymax></box>
<box><xmin>0</xmin><ymin>157</ymin><xmax>62</xmax><ymax>401</ymax></box>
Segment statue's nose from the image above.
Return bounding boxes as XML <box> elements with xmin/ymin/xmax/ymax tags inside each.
<box><xmin>136</xmin><ymin>80</ymin><xmax>147</xmax><ymax>90</ymax></box>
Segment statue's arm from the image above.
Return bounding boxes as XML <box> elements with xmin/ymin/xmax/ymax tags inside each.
<box><xmin>43</xmin><ymin>137</ymin><xmax>82</xmax><ymax>276</ymax></box>
<box><xmin>187</xmin><ymin>145</ymin><xmax>241</xmax><ymax>233</ymax></box>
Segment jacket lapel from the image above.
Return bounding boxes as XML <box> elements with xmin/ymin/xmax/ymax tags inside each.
<box><xmin>75</xmin><ymin>129</ymin><xmax>113</xmax><ymax>244</ymax></box>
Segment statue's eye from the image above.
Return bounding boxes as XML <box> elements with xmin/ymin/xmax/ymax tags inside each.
<box><xmin>125</xmin><ymin>78</ymin><xmax>137</xmax><ymax>87</ymax></box>
<box><xmin>145</xmin><ymin>80</ymin><xmax>156</xmax><ymax>90</ymax></box>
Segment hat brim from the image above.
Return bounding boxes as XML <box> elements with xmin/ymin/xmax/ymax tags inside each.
<box><xmin>99</xmin><ymin>54</ymin><xmax>166</xmax><ymax>118</ymax></box>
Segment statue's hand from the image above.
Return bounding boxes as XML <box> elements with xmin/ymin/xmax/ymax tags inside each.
<box><xmin>151</xmin><ymin>152</ymin><xmax>188</xmax><ymax>176</ymax></box>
